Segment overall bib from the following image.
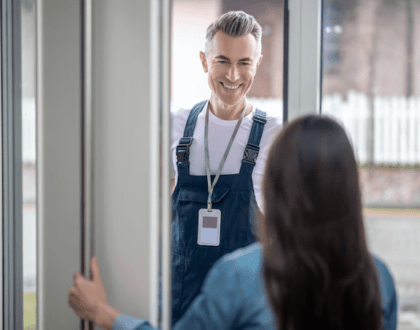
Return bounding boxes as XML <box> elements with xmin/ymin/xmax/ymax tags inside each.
<box><xmin>171</xmin><ymin>100</ymin><xmax>267</xmax><ymax>324</ymax></box>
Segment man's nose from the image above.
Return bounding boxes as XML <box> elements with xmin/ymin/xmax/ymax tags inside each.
<box><xmin>226</xmin><ymin>65</ymin><xmax>240</xmax><ymax>82</ymax></box>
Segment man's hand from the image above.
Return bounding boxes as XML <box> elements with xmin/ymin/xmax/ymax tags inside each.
<box><xmin>68</xmin><ymin>256</ymin><xmax>120</xmax><ymax>329</ymax></box>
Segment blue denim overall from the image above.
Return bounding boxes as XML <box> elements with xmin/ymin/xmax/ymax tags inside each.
<box><xmin>171</xmin><ymin>100</ymin><xmax>267</xmax><ymax>324</ymax></box>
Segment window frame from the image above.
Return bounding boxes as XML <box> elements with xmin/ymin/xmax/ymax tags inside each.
<box><xmin>1</xmin><ymin>0</ymin><xmax>23</xmax><ymax>329</ymax></box>
<box><xmin>287</xmin><ymin>0</ymin><xmax>322</xmax><ymax>121</ymax></box>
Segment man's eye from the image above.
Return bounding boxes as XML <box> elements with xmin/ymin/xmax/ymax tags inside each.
<box><xmin>218</xmin><ymin>60</ymin><xmax>227</xmax><ymax>64</ymax></box>
<box><xmin>242</xmin><ymin>62</ymin><xmax>251</xmax><ymax>66</ymax></box>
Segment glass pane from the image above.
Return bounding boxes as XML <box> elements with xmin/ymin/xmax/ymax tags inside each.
<box><xmin>171</xmin><ymin>0</ymin><xmax>284</xmax><ymax>116</ymax></box>
<box><xmin>22</xmin><ymin>0</ymin><xmax>36</xmax><ymax>329</ymax></box>
<box><xmin>322</xmin><ymin>1</ymin><xmax>420</xmax><ymax>328</ymax></box>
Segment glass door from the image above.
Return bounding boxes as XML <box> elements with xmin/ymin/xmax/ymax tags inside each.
<box><xmin>321</xmin><ymin>1</ymin><xmax>420</xmax><ymax>328</ymax></box>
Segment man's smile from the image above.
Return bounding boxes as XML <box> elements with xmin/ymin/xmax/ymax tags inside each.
<box><xmin>221</xmin><ymin>82</ymin><xmax>242</xmax><ymax>90</ymax></box>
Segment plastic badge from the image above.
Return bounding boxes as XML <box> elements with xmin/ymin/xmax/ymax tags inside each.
<box><xmin>197</xmin><ymin>208</ymin><xmax>221</xmax><ymax>246</ymax></box>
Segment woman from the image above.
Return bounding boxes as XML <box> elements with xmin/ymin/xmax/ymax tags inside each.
<box><xmin>69</xmin><ymin>115</ymin><xmax>396</xmax><ymax>330</ymax></box>
<box><xmin>261</xmin><ymin>115</ymin><xmax>396</xmax><ymax>329</ymax></box>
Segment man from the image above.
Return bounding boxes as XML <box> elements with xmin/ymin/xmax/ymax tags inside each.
<box><xmin>69</xmin><ymin>11</ymin><xmax>282</xmax><ymax>329</ymax></box>
<box><xmin>170</xmin><ymin>10</ymin><xmax>281</xmax><ymax>323</ymax></box>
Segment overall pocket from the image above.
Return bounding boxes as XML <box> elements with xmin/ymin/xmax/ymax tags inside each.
<box><xmin>174</xmin><ymin>185</ymin><xmax>230</xmax><ymax>255</ymax></box>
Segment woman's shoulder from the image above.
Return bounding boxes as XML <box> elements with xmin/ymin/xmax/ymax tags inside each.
<box><xmin>221</xmin><ymin>242</ymin><xmax>263</xmax><ymax>271</ymax></box>
<box><xmin>371</xmin><ymin>255</ymin><xmax>396</xmax><ymax>294</ymax></box>
<box><xmin>372</xmin><ymin>255</ymin><xmax>394</xmax><ymax>282</ymax></box>
<box><xmin>205</xmin><ymin>242</ymin><xmax>263</xmax><ymax>293</ymax></box>
<box><xmin>204</xmin><ymin>243</ymin><xmax>275</xmax><ymax>329</ymax></box>
<box><xmin>371</xmin><ymin>254</ymin><xmax>397</xmax><ymax>321</ymax></box>
<box><xmin>201</xmin><ymin>242</ymin><xmax>265</xmax><ymax>310</ymax></box>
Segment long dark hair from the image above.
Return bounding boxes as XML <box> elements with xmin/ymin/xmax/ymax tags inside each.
<box><xmin>262</xmin><ymin>115</ymin><xmax>382</xmax><ymax>330</ymax></box>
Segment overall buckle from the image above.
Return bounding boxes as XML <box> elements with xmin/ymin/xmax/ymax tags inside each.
<box><xmin>176</xmin><ymin>137</ymin><xmax>193</xmax><ymax>164</ymax></box>
<box><xmin>243</xmin><ymin>143</ymin><xmax>260</xmax><ymax>164</ymax></box>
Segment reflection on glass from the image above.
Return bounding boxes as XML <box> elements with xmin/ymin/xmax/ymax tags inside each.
<box><xmin>322</xmin><ymin>1</ymin><xmax>420</xmax><ymax>328</ymax></box>
<box><xmin>22</xmin><ymin>0</ymin><xmax>36</xmax><ymax>329</ymax></box>
<box><xmin>171</xmin><ymin>0</ymin><xmax>284</xmax><ymax>115</ymax></box>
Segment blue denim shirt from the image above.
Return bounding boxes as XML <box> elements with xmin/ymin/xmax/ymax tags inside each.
<box><xmin>113</xmin><ymin>243</ymin><xmax>397</xmax><ymax>330</ymax></box>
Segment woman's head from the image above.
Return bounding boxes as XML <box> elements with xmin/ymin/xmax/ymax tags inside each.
<box><xmin>262</xmin><ymin>115</ymin><xmax>382</xmax><ymax>330</ymax></box>
<box><xmin>263</xmin><ymin>115</ymin><xmax>364</xmax><ymax>264</ymax></box>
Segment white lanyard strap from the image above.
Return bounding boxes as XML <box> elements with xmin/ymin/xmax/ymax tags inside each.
<box><xmin>205</xmin><ymin>102</ymin><xmax>247</xmax><ymax>211</ymax></box>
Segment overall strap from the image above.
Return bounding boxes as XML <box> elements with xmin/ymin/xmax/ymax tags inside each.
<box><xmin>176</xmin><ymin>100</ymin><xmax>207</xmax><ymax>174</ymax></box>
<box><xmin>240</xmin><ymin>109</ymin><xmax>267</xmax><ymax>175</ymax></box>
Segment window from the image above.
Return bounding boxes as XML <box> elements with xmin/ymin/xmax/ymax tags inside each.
<box><xmin>322</xmin><ymin>0</ymin><xmax>420</xmax><ymax>328</ymax></box>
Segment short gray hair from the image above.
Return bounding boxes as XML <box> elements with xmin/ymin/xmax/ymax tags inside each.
<box><xmin>204</xmin><ymin>11</ymin><xmax>262</xmax><ymax>55</ymax></box>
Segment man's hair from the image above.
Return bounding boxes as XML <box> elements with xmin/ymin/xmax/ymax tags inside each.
<box><xmin>204</xmin><ymin>11</ymin><xmax>262</xmax><ymax>55</ymax></box>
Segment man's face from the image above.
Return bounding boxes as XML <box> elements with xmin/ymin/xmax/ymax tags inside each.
<box><xmin>200</xmin><ymin>31</ymin><xmax>262</xmax><ymax>107</ymax></box>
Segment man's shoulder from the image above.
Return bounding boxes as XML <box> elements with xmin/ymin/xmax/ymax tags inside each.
<box><xmin>171</xmin><ymin>101</ymin><xmax>208</xmax><ymax>124</ymax></box>
<box><xmin>252</xmin><ymin>106</ymin><xmax>282</xmax><ymax>130</ymax></box>
<box><xmin>171</xmin><ymin>107</ymin><xmax>192</xmax><ymax>121</ymax></box>
<box><xmin>171</xmin><ymin>107</ymin><xmax>195</xmax><ymax>138</ymax></box>
<box><xmin>250</xmin><ymin>107</ymin><xmax>282</xmax><ymax>146</ymax></box>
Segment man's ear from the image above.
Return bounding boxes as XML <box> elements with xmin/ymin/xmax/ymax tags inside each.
<box><xmin>200</xmin><ymin>51</ymin><xmax>208</xmax><ymax>73</ymax></box>
<box><xmin>256</xmin><ymin>55</ymin><xmax>263</xmax><ymax>70</ymax></box>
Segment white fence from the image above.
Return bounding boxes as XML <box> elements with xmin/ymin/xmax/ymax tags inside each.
<box><xmin>323</xmin><ymin>91</ymin><xmax>420</xmax><ymax>165</ymax></box>
<box><xmin>22</xmin><ymin>94</ymin><xmax>420</xmax><ymax>165</ymax></box>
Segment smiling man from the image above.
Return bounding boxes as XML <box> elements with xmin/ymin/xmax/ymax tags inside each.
<box><xmin>170</xmin><ymin>11</ymin><xmax>282</xmax><ymax>324</ymax></box>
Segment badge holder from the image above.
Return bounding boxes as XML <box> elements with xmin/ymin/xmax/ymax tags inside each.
<box><xmin>197</xmin><ymin>102</ymin><xmax>246</xmax><ymax>247</ymax></box>
<box><xmin>197</xmin><ymin>208</ymin><xmax>221</xmax><ymax>246</ymax></box>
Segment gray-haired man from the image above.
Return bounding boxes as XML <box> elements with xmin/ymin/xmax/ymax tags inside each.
<box><xmin>170</xmin><ymin>10</ymin><xmax>281</xmax><ymax>323</ymax></box>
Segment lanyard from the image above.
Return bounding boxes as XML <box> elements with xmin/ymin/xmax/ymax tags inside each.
<box><xmin>205</xmin><ymin>102</ymin><xmax>247</xmax><ymax>211</ymax></box>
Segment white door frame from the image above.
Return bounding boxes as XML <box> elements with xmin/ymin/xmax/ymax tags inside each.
<box><xmin>287</xmin><ymin>0</ymin><xmax>322</xmax><ymax>121</ymax></box>
<box><xmin>36</xmin><ymin>0</ymin><xmax>170</xmax><ymax>329</ymax></box>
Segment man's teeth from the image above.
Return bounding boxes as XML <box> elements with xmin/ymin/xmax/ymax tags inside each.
<box><xmin>222</xmin><ymin>83</ymin><xmax>240</xmax><ymax>90</ymax></box>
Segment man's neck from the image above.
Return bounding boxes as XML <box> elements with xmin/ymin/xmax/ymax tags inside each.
<box><xmin>208</xmin><ymin>95</ymin><xmax>250</xmax><ymax>121</ymax></box>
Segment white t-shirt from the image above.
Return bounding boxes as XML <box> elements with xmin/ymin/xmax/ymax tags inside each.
<box><xmin>171</xmin><ymin>101</ymin><xmax>282</xmax><ymax>210</ymax></box>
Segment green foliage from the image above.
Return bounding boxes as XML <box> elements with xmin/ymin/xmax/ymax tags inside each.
<box><xmin>24</xmin><ymin>292</ymin><xmax>36</xmax><ymax>330</ymax></box>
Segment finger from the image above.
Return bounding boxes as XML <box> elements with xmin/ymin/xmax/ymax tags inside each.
<box><xmin>74</xmin><ymin>272</ymin><xmax>83</xmax><ymax>281</ymax></box>
<box><xmin>90</xmin><ymin>256</ymin><xmax>101</xmax><ymax>281</ymax></box>
<box><xmin>74</xmin><ymin>274</ymin><xmax>87</xmax><ymax>286</ymax></box>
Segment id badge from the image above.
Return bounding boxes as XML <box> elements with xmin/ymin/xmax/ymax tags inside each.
<box><xmin>197</xmin><ymin>208</ymin><xmax>221</xmax><ymax>246</ymax></box>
